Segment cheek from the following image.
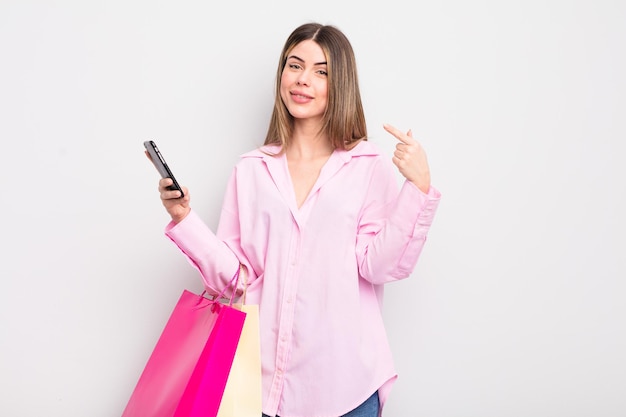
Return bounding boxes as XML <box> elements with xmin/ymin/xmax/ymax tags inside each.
<box><xmin>320</xmin><ymin>82</ymin><xmax>329</xmax><ymax>98</ymax></box>
<box><xmin>279</xmin><ymin>86</ymin><xmax>289</xmax><ymax>106</ymax></box>
<box><xmin>316</xmin><ymin>80</ymin><xmax>329</xmax><ymax>101</ymax></box>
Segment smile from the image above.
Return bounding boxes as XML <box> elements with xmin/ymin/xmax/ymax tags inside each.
<box><xmin>291</xmin><ymin>91</ymin><xmax>313</xmax><ymax>103</ymax></box>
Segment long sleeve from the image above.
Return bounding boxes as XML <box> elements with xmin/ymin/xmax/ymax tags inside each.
<box><xmin>356</xmin><ymin>159</ymin><xmax>441</xmax><ymax>284</ymax></box>
<box><xmin>163</xmin><ymin>171</ymin><xmax>244</xmax><ymax>295</ymax></box>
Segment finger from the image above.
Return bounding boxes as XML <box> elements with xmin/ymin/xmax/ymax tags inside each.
<box><xmin>162</xmin><ymin>188</ymin><xmax>185</xmax><ymax>200</ymax></box>
<box><xmin>162</xmin><ymin>191</ymin><xmax>179</xmax><ymax>200</ymax></box>
<box><xmin>159</xmin><ymin>177</ymin><xmax>174</xmax><ymax>189</ymax></box>
<box><xmin>383</xmin><ymin>123</ymin><xmax>412</xmax><ymax>145</ymax></box>
<box><xmin>145</xmin><ymin>150</ymin><xmax>153</xmax><ymax>161</ymax></box>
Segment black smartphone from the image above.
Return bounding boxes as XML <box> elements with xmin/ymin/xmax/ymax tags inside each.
<box><xmin>143</xmin><ymin>140</ymin><xmax>185</xmax><ymax>198</ymax></box>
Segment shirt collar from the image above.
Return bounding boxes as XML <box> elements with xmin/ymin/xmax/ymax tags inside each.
<box><xmin>240</xmin><ymin>140</ymin><xmax>380</xmax><ymax>162</ymax></box>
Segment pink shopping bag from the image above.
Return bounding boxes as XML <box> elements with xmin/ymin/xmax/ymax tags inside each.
<box><xmin>122</xmin><ymin>272</ymin><xmax>246</xmax><ymax>417</ymax></box>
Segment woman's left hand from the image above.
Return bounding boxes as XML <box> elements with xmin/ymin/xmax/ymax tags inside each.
<box><xmin>383</xmin><ymin>123</ymin><xmax>431</xmax><ymax>194</ymax></box>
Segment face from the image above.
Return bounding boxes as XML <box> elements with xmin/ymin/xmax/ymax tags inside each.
<box><xmin>280</xmin><ymin>40</ymin><xmax>328</xmax><ymax>124</ymax></box>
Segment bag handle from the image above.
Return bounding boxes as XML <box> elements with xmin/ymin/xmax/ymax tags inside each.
<box><xmin>197</xmin><ymin>265</ymin><xmax>241</xmax><ymax>308</ymax></box>
<box><xmin>239</xmin><ymin>264</ymin><xmax>248</xmax><ymax>305</ymax></box>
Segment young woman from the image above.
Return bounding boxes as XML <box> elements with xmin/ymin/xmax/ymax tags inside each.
<box><xmin>153</xmin><ymin>22</ymin><xmax>441</xmax><ymax>417</ymax></box>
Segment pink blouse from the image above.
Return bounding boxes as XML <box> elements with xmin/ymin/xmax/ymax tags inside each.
<box><xmin>165</xmin><ymin>141</ymin><xmax>441</xmax><ymax>417</ymax></box>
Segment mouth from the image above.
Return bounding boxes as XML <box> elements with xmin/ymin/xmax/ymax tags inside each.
<box><xmin>290</xmin><ymin>91</ymin><xmax>313</xmax><ymax>104</ymax></box>
<box><xmin>291</xmin><ymin>91</ymin><xmax>313</xmax><ymax>100</ymax></box>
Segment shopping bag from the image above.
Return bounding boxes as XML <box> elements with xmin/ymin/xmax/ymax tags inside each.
<box><xmin>217</xmin><ymin>264</ymin><xmax>262</xmax><ymax>417</ymax></box>
<box><xmin>122</xmin><ymin>270</ymin><xmax>246</xmax><ymax>417</ymax></box>
<box><xmin>217</xmin><ymin>301</ymin><xmax>262</xmax><ymax>417</ymax></box>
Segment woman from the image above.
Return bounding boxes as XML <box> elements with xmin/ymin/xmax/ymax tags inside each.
<box><xmin>154</xmin><ymin>22</ymin><xmax>441</xmax><ymax>417</ymax></box>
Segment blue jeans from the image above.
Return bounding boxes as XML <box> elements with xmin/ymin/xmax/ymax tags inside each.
<box><xmin>262</xmin><ymin>391</ymin><xmax>379</xmax><ymax>417</ymax></box>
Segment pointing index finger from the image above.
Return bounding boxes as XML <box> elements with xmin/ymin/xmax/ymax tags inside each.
<box><xmin>383</xmin><ymin>123</ymin><xmax>412</xmax><ymax>144</ymax></box>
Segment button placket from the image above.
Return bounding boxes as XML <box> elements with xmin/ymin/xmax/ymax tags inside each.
<box><xmin>267</xmin><ymin>223</ymin><xmax>301</xmax><ymax>412</ymax></box>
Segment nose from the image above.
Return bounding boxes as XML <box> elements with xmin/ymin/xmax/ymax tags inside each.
<box><xmin>296</xmin><ymin>71</ymin><xmax>310</xmax><ymax>86</ymax></box>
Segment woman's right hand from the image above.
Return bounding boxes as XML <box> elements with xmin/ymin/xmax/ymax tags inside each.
<box><xmin>158</xmin><ymin>177</ymin><xmax>191</xmax><ymax>223</ymax></box>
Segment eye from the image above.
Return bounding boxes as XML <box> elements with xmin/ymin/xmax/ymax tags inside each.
<box><xmin>317</xmin><ymin>69</ymin><xmax>328</xmax><ymax>76</ymax></box>
<box><xmin>288</xmin><ymin>63</ymin><xmax>302</xmax><ymax>70</ymax></box>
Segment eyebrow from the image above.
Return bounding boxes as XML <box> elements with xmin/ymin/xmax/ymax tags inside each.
<box><xmin>287</xmin><ymin>54</ymin><xmax>327</xmax><ymax>66</ymax></box>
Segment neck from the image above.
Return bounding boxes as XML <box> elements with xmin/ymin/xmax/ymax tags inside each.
<box><xmin>288</xmin><ymin>124</ymin><xmax>334</xmax><ymax>160</ymax></box>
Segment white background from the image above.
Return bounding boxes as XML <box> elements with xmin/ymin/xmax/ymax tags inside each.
<box><xmin>1</xmin><ymin>1</ymin><xmax>625</xmax><ymax>416</ymax></box>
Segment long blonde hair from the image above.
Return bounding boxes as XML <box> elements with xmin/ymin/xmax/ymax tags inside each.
<box><xmin>264</xmin><ymin>23</ymin><xmax>367</xmax><ymax>152</ymax></box>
